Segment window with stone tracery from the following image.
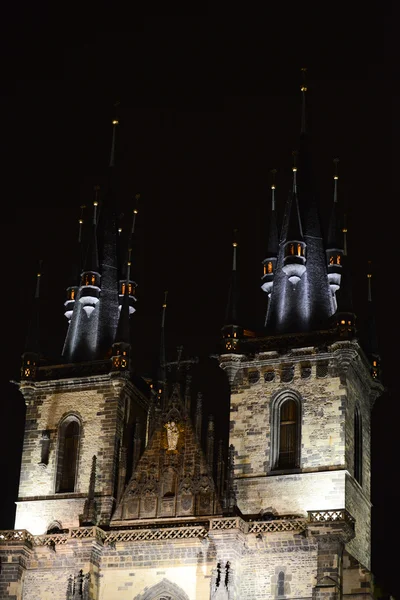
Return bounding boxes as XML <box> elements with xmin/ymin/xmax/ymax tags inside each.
<box><xmin>270</xmin><ymin>392</ymin><xmax>301</xmax><ymax>471</ymax></box>
<box><xmin>56</xmin><ymin>416</ymin><xmax>81</xmax><ymax>493</ymax></box>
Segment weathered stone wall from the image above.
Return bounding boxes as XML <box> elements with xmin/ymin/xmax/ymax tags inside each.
<box><xmin>234</xmin><ymin>470</ymin><xmax>346</xmax><ymax>516</ymax></box>
<box><xmin>0</xmin><ymin>524</ymin><xmax>373</xmax><ymax>600</ymax></box>
<box><xmin>15</xmin><ymin>376</ymin><xmax>147</xmax><ymax>533</ymax></box>
<box><xmin>229</xmin><ymin>357</ymin><xmax>346</xmax><ymax>515</ymax></box>
<box><xmin>343</xmin><ymin>360</ymin><xmax>373</xmax><ymax>570</ymax></box>
<box><xmin>230</xmin><ymin>360</ymin><xmax>346</xmax><ymax>478</ymax></box>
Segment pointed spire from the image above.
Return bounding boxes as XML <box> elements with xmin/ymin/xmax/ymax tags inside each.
<box><xmin>114</xmin><ymin>252</ymin><xmax>131</xmax><ymax>346</ymax></box>
<box><xmin>342</xmin><ymin>214</ymin><xmax>348</xmax><ymax>257</ymax></box>
<box><xmin>157</xmin><ymin>291</ymin><xmax>168</xmax><ymax>406</ymax></box>
<box><xmin>21</xmin><ymin>264</ymin><xmax>42</xmax><ymax>381</ymax></box>
<box><xmin>80</xmin><ymin>455</ymin><xmax>97</xmax><ymax>525</ymax></box>
<box><xmin>334</xmin><ymin>222</ymin><xmax>356</xmax><ymax>337</ymax></box>
<box><xmin>326</xmin><ymin>159</ymin><xmax>344</xmax><ymax>310</ymax></box>
<box><xmin>326</xmin><ymin>159</ymin><xmax>343</xmax><ymax>250</ymax></box>
<box><xmin>224</xmin><ymin>444</ymin><xmax>236</xmax><ymax>514</ymax></box>
<box><xmin>118</xmin><ymin>201</ymin><xmax>139</xmax><ymax>315</ymax></box>
<box><xmin>83</xmin><ymin>188</ymin><xmax>100</xmax><ymax>274</ymax></box>
<box><xmin>195</xmin><ymin>392</ymin><xmax>203</xmax><ymax>441</ymax></box>
<box><xmin>224</xmin><ymin>230</ymin><xmax>238</xmax><ymax>323</ymax></box>
<box><xmin>222</xmin><ymin>230</ymin><xmax>243</xmax><ymax>352</ymax></box>
<box><xmin>261</xmin><ymin>169</ymin><xmax>279</xmax><ymax>296</ymax></box>
<box><xmin>109</xmin><ymin>101</ymin><xmax>120</xmax><ymax>168</ymax></box>
<box><xmin>217</xmin><ymin>439</ymin><xmax>225</xmax><ymax>499</ymax></box>
<box><xmin>300</xmin><ymin>67</ymin><xmax>307</xmax><ymax>135</ymax></box>
<box><xmin>364</xmin><ymin>262</ymin><xmax>381</xmax><ymax>379</ymax></box>
<box><xmin>206</xmin><ymin>414</ymin><xmax>215</xmax><ymax>473</ymax></box>
<box><xmin>281</xmin><ymin>152</ymin><xmax>306</xmax><ymax>286</ymax></box>
<box><xmin>25</xmin><ymin>264</ymin><xmax>42</xmax><ymax>356</ymax></box>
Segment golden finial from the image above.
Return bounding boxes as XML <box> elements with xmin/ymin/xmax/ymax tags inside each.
<box><xmin>292</xmin><ymin>150</ymin><xmax>298</xmax><ymax>171</ymax></box>
<box><xmin>333</xmin><ymin>157</ymin><xmax>339</xmax><ymax>180</ymax></box>
<box><xmin>163</xmin><ymin>290</ymin><xmax>168</xmax><ymax>308</ymax></box>
<box><xmin>112</xmin><ymin>100</ymin><xmax>120</xmax><ymax>125</ymax></box>
<box><xmin>270</xmin><ymin>168</ymin><xmax>277</xmax><ymax>190</ymax></box>
<box><xmin>300</xmin><ymin>67</ymin><xmax>307</xmax><ymax>92</ymax></box>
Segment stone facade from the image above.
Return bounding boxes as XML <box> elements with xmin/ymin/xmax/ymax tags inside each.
<box><xmin>15</xmin><ymin>371</ymin><xmax>148</xmax><ymax>534</ymax></box>
<box><xmin>0</xmin><ymin>514</ymin><xmax>372</xmax><ymax>600</ymax></box>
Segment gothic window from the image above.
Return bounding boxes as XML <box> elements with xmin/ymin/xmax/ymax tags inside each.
<box><xmin>56</xmin><ymin>416</ymin><xmax>81</xmax><ymax>493</ymax></box>
<box><xmin>277</xmin><ymin>571</ymin><xmax>285</xmax><ymax>596</ymax></box>
<box><xmin>271</xmin><ymin>392</ymin><xmax>301</xmax><ymax>471</ymax></box>
<box><xmin>354</xmin><ymin>406</ymin><xmax>362</xmax><ymax>485</ymax></box>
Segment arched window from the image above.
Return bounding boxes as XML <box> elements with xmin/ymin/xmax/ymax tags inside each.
<box><xmin>56</xmin><ymin>417</ymin><xmax>81</xmax><ymax>493</ymax></box>
<box><xmin>354</xmin><ymin>406</ymin><xmax>362</xmax><ymax>485</ymax></box>
<box><xmin>271</xmin><ymin>392</ymin><xmax>301</xmax><ymax>471</ymax></box>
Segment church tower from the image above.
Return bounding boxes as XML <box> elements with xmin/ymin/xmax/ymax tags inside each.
<box><xmin>219</xmin><ymin>72</ymin><xmax>383</xmax><ymax>597</ymax></box>
<box><xmin>15</xmin><ymin>115</ymin><xmax>150</xmax><ymax>535</ymax></box>
<box><xmin>0</xmin><ymin>76</ymin><xmax>384</xmax><ymax>600</ymax></box>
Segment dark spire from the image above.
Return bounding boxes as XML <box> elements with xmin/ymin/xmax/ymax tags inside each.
<box><xmin>114</xmin><ymin>248</ymin><xmax>132</xmax><ymax>346</ymax></box>
<box><xmin>285</xmin><ymin>152</ymin><xmax>304</xmax><ymax>242</ymax></box>
<box><xmin>118</xmin><ymin>200</ymin><xmax>139</xmax><ymax>315</ymax></box>
<box><xmin>24</xmin><ymin>264</ymin><xmax>42</xmax><ymax>356</ymax></box>
<box><xmin>224</xmin><ymin>230</ymin><xmax>239</xmax><ymax>325</ymax></box>
<box><xmin>300</xmin><ymin>67</ymin><xmax>307</xmax><ymax>135</ymax></box>
<box><xmin>263</xmin><ymin>70</ymin><xmax>334</xmax><ymax>334</ymax></box>
<box><xmin>21</xmin><ymin>265</ymin><xmax>42</xmax><ymax>381</ymax></box>
<box><xmin>334</xmin><ymin>222</ymin><xmax>356</xmax><ymax>337</ymax></box>
<box><xmin>157</xmin><ymin>291</ymin><xmax>168</xmax><ymax>406</ymax></box>
<box><xmin>261</xmin><ymin>169</ymin><xmax>280</xmax><ymax>298</ymax></box>
<box><xmin>109</xmin><ymin>102</ymin><xmax>120</xmax><ymax>168</ymax></box>
<box><xmin>326</xmin><ymin>159</ymin><xmax>345</xmax><ymax>308</ymax></box>
<box><xmin>265</xmin><ymin>169</ymin><xmax>279</xmax><ymax>257</ymax></box>
<box><xmin>64</xmin><ymin>205</ymin><xmax>86</xmax><ymax>322</ymax></box>
<box><xmin>326</xmin><ymin>159</ymin><xmax>343</xmax><ymax>250</ymax></box>
<box><xmin>83</xmin><ymin>189</ymin><xmax>100</xmax><ymax>274</ymax></box>
<box><xmin>222</xmin><ymin>230</ymin><xmax>243</xmax><ymax>352</ymax></box>
<box><xmin>364</xmin><ymin>262</ymin><xmax>381</xmax><ymax>379</ymax></box>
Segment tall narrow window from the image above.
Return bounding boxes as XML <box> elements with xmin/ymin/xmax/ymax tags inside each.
<box><xmin>57</xmin><ymin>418</ymin><xmax>80</xmax><ymax>493</ymax></box>
<box><xmin>278</xmin><ymin>400</ymin><xmax>297</xmax><ymax>469</ymax></box>
<box><xmin>354</xmin><ymin>407</ymin><xmax>362</xmax><ymax>485</ymax></box>
<box><xmin>271</xmin><ymin>392</ymin><xmax>301</xmax><ymax>472</ymax></box>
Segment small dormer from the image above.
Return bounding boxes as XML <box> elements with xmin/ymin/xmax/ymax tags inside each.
<box><xmin>64</xmin><ymin>285</ymin><xmax>79</xmax><ymax>321</ymax></box>
<box><xmin>78</xmin><ymin>270</ymin><xmax>101</xmax><ymax>316</ymax></box>
<box><xmin>282</xmin><ymin>240</ymin><xmax>306</xmax><ymax>284</ymax></box>
<box><xmin>222</xmin><ymin>324</ymin><xmax>242</xmax><ymax>352</ymax></box>
<box><xmin>118</xmin><ymin>279</ymin><xmax>137</xmax><ymax>314</ymax></box>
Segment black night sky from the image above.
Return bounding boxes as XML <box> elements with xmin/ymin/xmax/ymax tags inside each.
<box><xmin>0</xmin><ymin>6</ymin><xmax>397</xmax><ymax>597</ymax></box>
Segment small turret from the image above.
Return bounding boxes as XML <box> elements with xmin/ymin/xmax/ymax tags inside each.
<box><xmin>261</xmin><ymin>169</ymin><xmax>279</xmax><ymax>296</ymax></box>
<box><xmin>21</xmin><ymin>266</ymin><xmax>42</xmax><ymax>381</ymax></box>
<box><xmin>222</xmin><ymin>230</ymin><xmax>243</xmax><ymax>352</ymax></box>
<box><xmin>326</xmin><ymin>159</ymin><xmax>344</xmax><ymax>309</ymax></box>
<box><xmin>157</xmin><ymin>291</ymin><xmax>168</xmax><ymax>407</ymax></box>
<box><xmin>64</xmin><ymin>204</ymin><xmax>85</xmax><ymax>321</ymax></box>
<box><xmin>78</xmin><ymin>190</ymin><xmax>101</xmax><ymax>317</ymax></box>
<box><xmin>118</xmin><ymin>197</ymin><xmax>140</xmax><ymax>315</ymax></box>
<box><xmin>364</xmin><ymin>263</ymin><xmax>381</xmax><ymax>379</ymax></box>
<box><xmin>282</xmin><ymin>152</ymin><xmax>306</xmax><ymax>285</ymax></box>
<box><xmin>334</xmin><ymin>220</ymin><xmax>356</xmax><ymax>336</ymax></box>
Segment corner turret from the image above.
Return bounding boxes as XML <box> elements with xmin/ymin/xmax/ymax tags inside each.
<box><xmin>261</xmin><ymin>169</ymin><xmax>279</xmax><ymax>296</ymax></box>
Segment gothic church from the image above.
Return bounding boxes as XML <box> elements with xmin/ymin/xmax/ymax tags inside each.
<box><xmin>0</xmin><ymin>80</ymin><xmax>383</xmax><ymax>600</ymax></box>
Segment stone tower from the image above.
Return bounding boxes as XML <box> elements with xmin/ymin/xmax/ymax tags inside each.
<box><xmin>0</xmin><ymin>80</ymin><xmax>383</xmax><ymax>600</ymax></box>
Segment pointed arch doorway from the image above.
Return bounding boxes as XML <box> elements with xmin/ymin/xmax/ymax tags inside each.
<box><xmin>133</xmin><ymin>578</ymin><xmax>190</xmax><ymax>600</ymax></box>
